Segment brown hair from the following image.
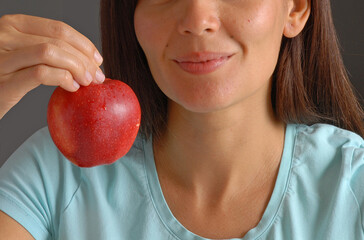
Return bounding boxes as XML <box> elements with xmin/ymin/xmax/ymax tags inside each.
<box><xmin>100</xmin><ymin>0</ymin><xmax>364</xmax><ymax>138</ymax></box>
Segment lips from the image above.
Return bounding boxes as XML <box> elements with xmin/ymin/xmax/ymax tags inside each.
<box><xmin>173</xmin><ymin>52</ymin><xmax>234</xmax><ymax>75</ymax></box>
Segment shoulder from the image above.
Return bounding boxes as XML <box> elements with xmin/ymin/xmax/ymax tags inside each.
<box><xmin>290</xmin><ymin>123</ymin><xmax>363</xmax><ymax>181</ymax></box>
<box><xmin>1</xmin><ymin>126</ymin><xmax>71</xmax><ymax>174</ymax></box>
<box><xmin>294</xmin><ymin>123</ymin><xmax>363</xmax><ymax>148</ymax></box>
<box><xmin>0</xmin><ymin>126</ymin><xmax>83</xmax><ymax>208</ymax></box>
<box><xmin>3</xmin><ymin>126</ymin><xmax>146</xmax><ymax>170</ymax></box>
<box><xmin>295</xmin><ymin>123</ymin><xmax>364</xmax><ymax>229</ymax></box>
<box><xmin>0</xmin><ymin>127</ymin><xmax>77</xmax><ymax>239</ymax></box>
<box><xmin>0</xmin><ymin>125</ymin><xmax>148</xmax><ymax>203</ymax></box>
<box><xmin>292</xmin><ymin>123</ymin><xmax>363</xmax><ymax>166</ymax></box>
<box><xmin>291</xmin><ymin>123</ymin><xmax>364</xmax><ymax>208</ymax></box>
<box><xmin>0</xmin><ymin>127</ymin><xmax>149</xmax><ymax>239</ymax></box>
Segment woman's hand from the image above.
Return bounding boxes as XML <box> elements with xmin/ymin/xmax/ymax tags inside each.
<box><xmin>0</xmin><ymin>14</ymin><xmax>105</xmax><ymax>119</ymax></box>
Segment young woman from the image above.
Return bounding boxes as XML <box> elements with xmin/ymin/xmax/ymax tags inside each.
<box><xmin>0</xmin><ymin>0</ymin><xmax>363</xmax><ymax>239</ymax></box>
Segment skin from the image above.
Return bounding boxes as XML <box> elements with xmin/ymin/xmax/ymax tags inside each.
<box><xmin>135</xmin><ymin>0</ymin><xmax>310</xmax><ymax>238</ymax></box>
<box><xmin>0</xmin><ymin>14</ymin><xmax>105</xmax><ymax>120</ymax></box>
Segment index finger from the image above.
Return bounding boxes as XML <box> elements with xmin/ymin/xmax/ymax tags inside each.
<box><xmin>2</xmin><ymin>14</ymin><xmax>103</xmax><ymax>65</ymax></box>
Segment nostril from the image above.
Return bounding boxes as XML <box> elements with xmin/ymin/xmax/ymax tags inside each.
<box><xmin>183</xmin><ymin>27</ymin><xmax>214</xmax><ymax>35</ymax></box>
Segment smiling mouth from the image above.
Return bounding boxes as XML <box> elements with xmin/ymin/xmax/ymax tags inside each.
<box><xmin>173</xmin><ymin>52</ymin><xmax>234</xmax><ymax>75</ymax></box>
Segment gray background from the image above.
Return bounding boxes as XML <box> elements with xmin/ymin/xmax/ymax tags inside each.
<box><xmin>0</xmin><ymin>0</ymin><xmax>363</xmax><ymax>167</ymax></box>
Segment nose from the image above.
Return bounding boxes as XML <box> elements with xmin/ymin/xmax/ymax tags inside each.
<box><xmin>177</xmin><ymin>0</ymin><xmax>221</xmax><ymax>36</ymax></box>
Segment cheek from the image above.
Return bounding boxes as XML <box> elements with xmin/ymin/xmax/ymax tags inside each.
<box><xmin>134</xmin><ymin>9</ymin><xmax>176</xmax><ymax>93</ymax></box>
<box><xmin>135</xmin><ymin>16</ymin><xmax>156</xmax><ymax>55</ymax></box>
<box><xmin>228</xmin><ymin>3</ymin><xmax>284</xmax><ymax>79</ymax></box>
<box><xmin>134</xmin><ymin>9</ymin><xmax>169</xmax><ymax>63</ymax></box>
<box><xmin>227</xmin><ymin>1</ymin><xmax>284</xmax><ymax>47</ymax></box>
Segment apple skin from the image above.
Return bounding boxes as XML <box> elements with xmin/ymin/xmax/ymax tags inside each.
<box><xmin>47</xmin><ymin>78</ymin><xmax>141</xmax><ymax>167</ymax></box>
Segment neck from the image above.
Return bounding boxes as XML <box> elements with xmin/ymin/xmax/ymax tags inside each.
<box><xmin>153</xmin><ymin>90</ymin><xmax>286</xmax><ymax>203</ymax></box>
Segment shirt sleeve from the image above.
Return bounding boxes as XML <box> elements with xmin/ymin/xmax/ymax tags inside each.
<box><xmin>0</xmin><ymin>127</ymin><xmax>81</xmax><ymax>240</ymax></box>
<box><xmin>349</xmin><ymin>134</ymin><xmax>364</xmax><ymax>232</ymax></box>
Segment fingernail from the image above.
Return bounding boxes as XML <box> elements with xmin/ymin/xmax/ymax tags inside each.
<box><xmin>85</xmin><ymin>70</ymin><xmax>93</xmax><ymax>83</ymax></box>
<box><xmin>94</xmin><ymin>51</ymin><xmax>103</xmax><ymax>64</ymax></box>
<box><xmin>73</xmin><ymin>80</ymin><xmax>80</xmax><ymax>90</ymax></box>
<box><xmin>96</xmin><ymin>69</ymin><xmax>105</xmax><ymax>83</ymax></box>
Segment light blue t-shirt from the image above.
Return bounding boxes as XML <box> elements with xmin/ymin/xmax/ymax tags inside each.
<box><xmin>0</xmin><ymin>123</ymin><xmax>363</xmax><ymax>240</ymax></box>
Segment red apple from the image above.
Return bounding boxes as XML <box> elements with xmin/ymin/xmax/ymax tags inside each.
<box><xmin>47</xmin><ymin>78</ymin><xmax>141</xmax><ymax>167</ymax></box>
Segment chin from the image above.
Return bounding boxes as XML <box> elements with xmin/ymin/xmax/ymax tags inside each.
<box><xmin>172</xmin><ymin>95</ymin><xmax>238</xmax><ymax>114</ymax></box>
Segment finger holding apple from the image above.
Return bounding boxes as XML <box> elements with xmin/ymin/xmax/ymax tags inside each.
<box><xmin>0</xmin><ymin>14</ymin><xmax>105</xmax><ymax>120</ymax></box>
